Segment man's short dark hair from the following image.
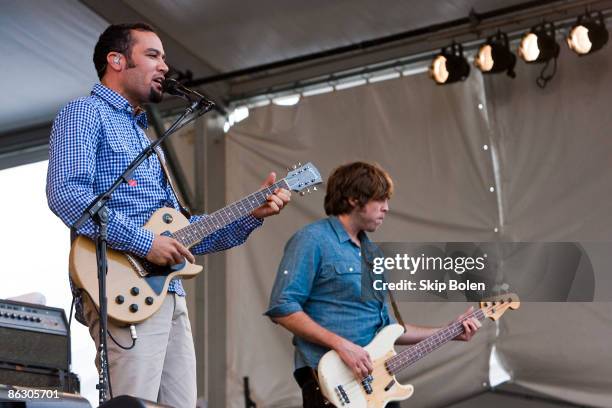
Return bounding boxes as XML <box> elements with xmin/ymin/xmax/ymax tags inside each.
<box><xmin>324</xmin><ymin>161</ymin><xmax>394</xmax><ymax>216</ymax></box>
<box><xmin>93</xmin><ymin>23</ymin><xmax>156</xmax><ymax>80</ymax></box>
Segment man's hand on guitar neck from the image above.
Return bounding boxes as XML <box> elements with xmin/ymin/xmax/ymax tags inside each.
<box><xmin>451</xmin><ymin>306</ymin><xmax>482</xmax><ymax>341</ymax></box>
<box><xmin>252</xmin><ymin>172</ymin><xmax>291</xmax><ymax>219</ymax></box>
<box><xmin>396</xmin><ymin>306</ymin><xmax>482</xmax><ymax>345</ymax></box>
<box><xmin>146</xmin><ymin>235</ymin><xmax>196</xmax><ymax>266</ymax></box>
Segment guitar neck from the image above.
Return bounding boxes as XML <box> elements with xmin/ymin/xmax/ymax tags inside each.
<box><xmin>386</xmin><ymin>309</ymin><xmax>486</xmax><ymax>375</ymax></box>
<box><xmin>171</xmin><ymin>179</ymin><xmax>289</xmax><ymax>248</ymax></box>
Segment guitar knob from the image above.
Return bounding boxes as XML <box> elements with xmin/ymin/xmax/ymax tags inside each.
<box><xmin>162</xmin><ymin>213</ymin><xmax>173</xmax><ymax>224</ymax></box>
<box><xmin>115</xmin><ymin>295</ymin><xmax>125</xmax><ymax>304</ymax></box>
<box><xmin>131</xmin><ymin>287</ymin><xmax>140</xmax><ymax>296</ymax></box>
<box><xmin>129</xmin><ymin>304</ymin><xmax>139</xmax><ymax>313</ymax></box>
<box><xmin>145</xmin><ymin>297</ymin><xmax>154</xmax><ymax>305</ymax></box>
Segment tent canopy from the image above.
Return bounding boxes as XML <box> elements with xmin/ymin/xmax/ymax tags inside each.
<box><xmin>0</xmin><ymin>0</ymin><xmax>560</xmax><ymax>156</ymax></box>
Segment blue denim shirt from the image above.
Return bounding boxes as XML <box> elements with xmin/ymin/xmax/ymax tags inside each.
<box><xmin>265</xmin><ymin>216</ymin><xmax>392</xmax><ymax>369</ymax></box>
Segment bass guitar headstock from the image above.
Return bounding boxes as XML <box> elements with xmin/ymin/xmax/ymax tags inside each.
<box><xmin>479</xmin><ymin>293</ymin><xmax>520</xmax><ymax>321</ymax></box>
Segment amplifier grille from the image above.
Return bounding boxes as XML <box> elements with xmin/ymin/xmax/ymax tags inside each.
<box><xmin>0</xmin><ymin>327</ymin><xmax>68</xmax><ymax>371</ymax></box>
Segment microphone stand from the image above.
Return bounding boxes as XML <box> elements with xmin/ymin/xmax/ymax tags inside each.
<box><xmin>72</xmin><ymin>95</ymin><xmax>214</xmax><ymax>405</ymax></box>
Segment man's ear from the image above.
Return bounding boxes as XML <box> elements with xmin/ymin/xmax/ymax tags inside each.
<box><xmin>106</xmin><ymin>52</ymin><xmax>123</xmax><ymax>73</ymax></box>
<box><xmin>348</xmin><ymin>197</ymin><xmax>359</xmax><ymax>208</ymax></box>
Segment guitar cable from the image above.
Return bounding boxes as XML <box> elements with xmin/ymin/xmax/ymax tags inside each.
<box><xmin>108</xmin><ymin>325</ymin><xmax>138</xmax><ymax>350</ymax></box>
<box><xmin>84</xmin><ymin>291</ymin><xmax>139</xmax><ymax>350</ymax></box>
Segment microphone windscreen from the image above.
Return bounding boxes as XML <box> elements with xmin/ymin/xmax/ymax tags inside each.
<box><xmin>162</xmin><ymin>78</ymin><xmax>182</xmax><ymax>95</ymax></box>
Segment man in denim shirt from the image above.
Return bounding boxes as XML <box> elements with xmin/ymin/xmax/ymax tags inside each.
<box><xmin>266</xmin><ymin>162</ymin><xmax>480</xmax><ymax>407</ymax></box>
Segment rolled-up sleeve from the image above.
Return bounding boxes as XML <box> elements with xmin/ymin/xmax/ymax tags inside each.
<box><xmin>265</xmin><ymin>229</ymin><xmax>320</xmax><ymax>318</ymax></box>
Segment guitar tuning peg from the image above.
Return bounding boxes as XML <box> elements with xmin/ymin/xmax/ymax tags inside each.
<box><xmin>297</xmin><ymin>162</ymin><xmax>302</xmax><ymax>167</ymax></box>
<box><xmin>299</xmin><ymin>191</ymin><xmax>306</xmax><ymax>196</ymax></box>
<box><xmin>292</xmin><ymin>164</ymin><xmax>297</xmax><ymax>170</ymax></box>
<box><xmin>313</xmin><ymin>186</ymin><xmax>317</xmax><ymax>191</ymax></box>
<box><xmin>306</xmin><ymin>188</ymin><xmax>311</xmax><ymax>194</ymax></box>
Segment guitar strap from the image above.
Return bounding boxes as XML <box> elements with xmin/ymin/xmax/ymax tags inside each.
<box><xmin>154</xmin><ymin>147</ymin><xmax>192</xmax><ymax>219</ymax></box>
<box><xmin>359</xmin><ymin>235</ymin><xmax>407</xmax><ymax>331</ymax></box>
<box><xmin>387</xmin><ymin>288</ymin><xmax>406</xmax><ymax>331</ymax></box>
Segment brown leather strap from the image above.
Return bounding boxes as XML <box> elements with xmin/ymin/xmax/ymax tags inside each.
<box><xmin>358</xmin><ymin>234</ymin><xmax>406</xmax><ymax>331</ymax></box>
<box><xmin>387</xmin><ymin>288</ymin><xmax>406</xmax><ymax>331</ymax></box>
<box><xmin>154</xmin><ymin>147</ymin><xmax>192</xmax><ymax>219</ymax></box>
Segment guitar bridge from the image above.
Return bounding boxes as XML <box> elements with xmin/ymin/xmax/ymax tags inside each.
<box><xmin>126</xmin><ymin>254</ymin><xmax>148</xmax><ymax>277</ymax></box>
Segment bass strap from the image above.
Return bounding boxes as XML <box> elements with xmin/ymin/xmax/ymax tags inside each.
<box><xmin>387</xmin><ymin>287</ymin><xmax>406</xmax><ymax>330</ymax></box>
<box><xmin>359</xmin><ymin>236</ymin><xmax>406</xmax><ymax>330</ymax></box>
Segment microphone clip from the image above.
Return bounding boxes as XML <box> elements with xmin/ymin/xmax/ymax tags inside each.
<box><xmin>162</xmin><ymin>78</ymin><xmax>216</xmax><ymax>112</ymax></box>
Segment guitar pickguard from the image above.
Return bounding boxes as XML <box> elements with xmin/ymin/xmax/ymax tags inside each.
<box><xmin>139</xmin><ymin>258</ymin><xmax>187</xmax><ymax>295</ymax></box>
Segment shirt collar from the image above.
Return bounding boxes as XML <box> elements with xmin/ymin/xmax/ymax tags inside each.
<box><xmin>328</xmin><ymin>216</ymin><xmax>370</xmax><ymax>245</ymax></box>
<box><xmin>91</xmin><ymin>83</ymin><xmax>148</xmax><ymax>128</ymax></box>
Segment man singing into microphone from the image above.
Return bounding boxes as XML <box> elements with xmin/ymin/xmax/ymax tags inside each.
<box><xmin>46</xmin><ymin>23</ymin><xmax>290</xmax><ymax>406</ymax></box>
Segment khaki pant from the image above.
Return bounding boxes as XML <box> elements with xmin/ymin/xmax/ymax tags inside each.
<box><xmin>83</xmin><ymin>292</ymin><xmax>197</xmax><ymax>407</ymax></box>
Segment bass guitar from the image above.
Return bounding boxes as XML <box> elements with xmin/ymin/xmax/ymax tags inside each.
<box><xmin>317</xmin><ymin>294</ymin><xmax>520</xmax><ymax>407</ymax></box>
<box><xmin>69</xmin><ymin>163</ymin><xmax>322</xmax><ymax>324</ymax></box>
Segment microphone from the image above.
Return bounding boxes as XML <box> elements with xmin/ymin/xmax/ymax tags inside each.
<box><xmin>162</xmin><ymin>78</ymin><xmax>215</xmax><ymax>108</ymax></box>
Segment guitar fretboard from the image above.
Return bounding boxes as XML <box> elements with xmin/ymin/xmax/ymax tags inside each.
<box><xmin>171</xmin><ymin>179</ymin><xmax>289</xmax><ymax>248</ymax></box>
<box><xmin>385</xmin><ymin>309</ymin><xmax>485</xmax><ymax>375</ymax></box>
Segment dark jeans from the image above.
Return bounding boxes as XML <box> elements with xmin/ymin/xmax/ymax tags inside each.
<box><xmin>294</xmin><ymin>367</ymin><xmax>401</xmax><ymax>408</ymax></box>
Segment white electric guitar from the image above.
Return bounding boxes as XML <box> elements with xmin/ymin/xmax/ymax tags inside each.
<box><xmin>317</xmin><ymin>294</ymin><xmax>520</xmax><ymax>407</ymax></box>
<box><xmin>69</xmin><ymin>163</ymin><xmax>322</xmax><ymax>324</ymax></box>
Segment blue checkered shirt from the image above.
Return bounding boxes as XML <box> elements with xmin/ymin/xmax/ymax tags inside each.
<box><xmin>47</xmin><ymin>83</ymin><xmax>262</xmax><ymax>304</ymax></box>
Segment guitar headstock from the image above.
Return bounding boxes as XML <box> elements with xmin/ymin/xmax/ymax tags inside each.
<box><xmin>284</xmin><ymin>162</ymin><xmax>323</xmax><ymax>195</ymax></box>
<box><xmin>479</xmin><ymin>293</ymin><xmax>520</xmax><ymax>321</ymax></box>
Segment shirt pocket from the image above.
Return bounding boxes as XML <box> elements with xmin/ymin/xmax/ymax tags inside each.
<box><xmin>107</xmin><ymin>131</ymin><xmax>130</xmax><ymax>153</ymax></box>
<box><xmin>318</xmin><ymin>262</ymin><xmax>363</xmax><ymax>301</ymax></box>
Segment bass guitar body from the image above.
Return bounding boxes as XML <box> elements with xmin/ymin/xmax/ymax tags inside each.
<box><xmin>69</xmin><ymin>207</ymin><xmax>202</xmax><ymax>324</ymax></box>
<box><xmin>317</xmin><ymin>324</ymin><xmax>413</xmax><ymax>408</ymax></box>
<box><xmin>318</xmin><ymin>294</ymin><xmax>520</xmax><ymax>407</ymax></box>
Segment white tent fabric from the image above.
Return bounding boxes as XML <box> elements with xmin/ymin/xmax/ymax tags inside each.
<box><xmin>0</xmin><ymin>0</ymin><xmax>532</xmax><ymax>137</ymax></box>
<box><xmin>222</xmin><ymin>43</ymin><xmax>612</xmax><ymax>407</ymax></box>
<box><xmin>121</xmin><ymin>0</ymin><xmax>529</xmax><ymax>73</ymax></box>
<box><xmin>0</xmin><ymin>0</ymin><xmax>106</xmax><ymax>133</ymax></box>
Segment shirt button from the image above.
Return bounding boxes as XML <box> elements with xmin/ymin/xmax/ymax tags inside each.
<box><xmin>349</xmin><ymin>267</ymin><xmax>354</xmax><ymax>272</ymax></box>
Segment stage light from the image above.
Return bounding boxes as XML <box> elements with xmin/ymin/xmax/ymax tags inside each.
<box><xmin>518</xmin><ymin>22</ymin><xmax>560</xmax><ymax>63</ymax></box>
<box><xmin>475</xmin><ymin>31</ymin><xmax>516</xmax><ymax>78</ymax></box>
<box><xmin>430</xmin><ymin>43</ymin><xmax>470</xmax><ymax>85</ymax></box>
<box><xmin>567</xmin><ymin>11</ymin><xmax>609</xmax><ymax>55</ymax></box>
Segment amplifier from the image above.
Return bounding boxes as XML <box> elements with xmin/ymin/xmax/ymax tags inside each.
<box><xmin>0</xmin><ymin>362</ymin><xmax>80</xmax><ymax>393</ymax></box>
<box><xmin>0</xmin><ymin>299</ymin><xmax>70</xmax><ymax>371</ymax></box>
